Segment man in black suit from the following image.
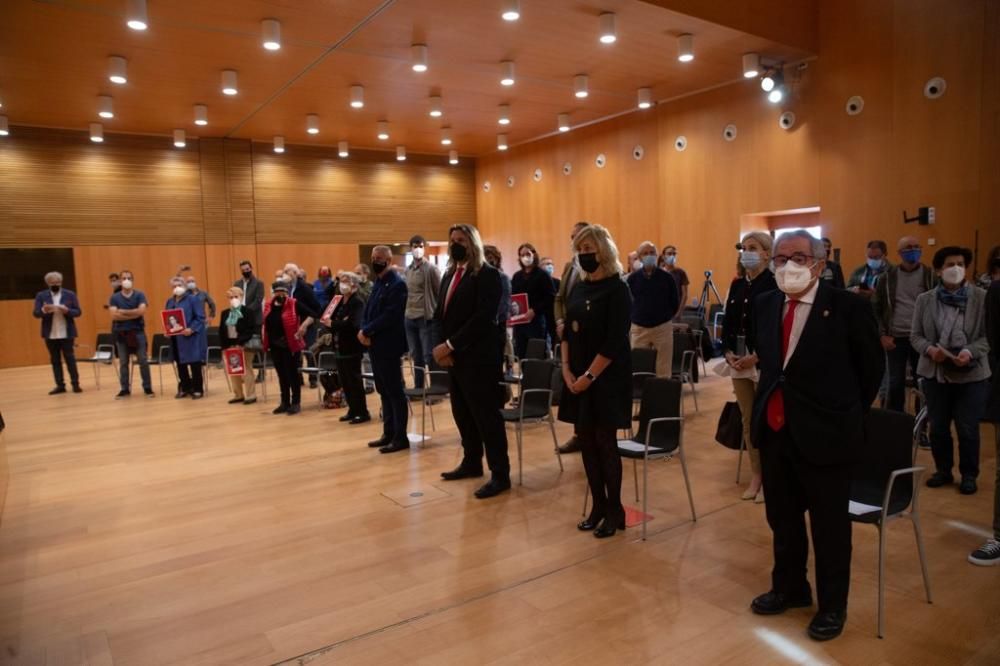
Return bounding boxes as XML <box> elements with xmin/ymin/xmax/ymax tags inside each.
<box><xmin>234</xmin><ymin>260</ymin><xmax>266</xmax><ymax>382</ymax></box>
<box><xmin>432</xmin><ymin>224</ymin><xmax>511</xmax><ymax>499</ymax></box>
<box><xmin>750</xmin><ymin>230</ymin><xmax>883</xmax><ymax>641</ymax></box>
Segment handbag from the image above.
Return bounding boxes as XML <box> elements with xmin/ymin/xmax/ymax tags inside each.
<box><xmin>244</xmin><ymin>334</ymin><xmax>263</xmax><ymax>352</ymax></box>
<box><xmin>714</xmin><ymin>400</ymin><xmax>744</xmax><ymax>450</ymax></box>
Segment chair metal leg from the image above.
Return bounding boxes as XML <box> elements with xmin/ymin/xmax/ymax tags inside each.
<box><xmin>549</xmin><ymin>417</ymin><xmax>563</xmax><ymax>471</ymax></box>
<box><xmin>516</xmin><ymin>422</ymin><xmax>524</xmax><ymax>486</ymax></box>
<box><xmin>642</xmin><ymin>458</ymin><xmax>649</xmax><ymax>541</ymax></box>
<box><xmin>633</xmin><ymin>459</ymin><xmax>640</xmax><ymax>502</ymax></box>
<box><xmin>158</xmin><ymin>364</ymin><xmax>164</xmax><ymax>396</ymax></box>
<box><xmin>429</xmin><ymin>401</ymin><xmax>436</xmax><ymax>431</ymax></box>
<box><xmin>679</xmin><ymin>445</ymin><xmax>697</xmax><ymax>521</ymax></box>
<box><xmin>877</xmin><ymin>522</ymin><xmax>886</xmax><ymax>638</ymax></box>
<box><xmin>911</xmin><ymin>513</ymin><xmax>933</xmax><ymax>604</ymax></box>
<box><xmin>688</xmin><ymin>374</ymin><xmax>699</xmax><ymax>411</ymax></box>
<box><xmin>420</xmin><ymin>396</ymin><xmax>427</xmax><ymax>446</ymax></box>
<box><xmin>736</xmin><ymin>439</ymin><xmax>744</xmax><ymax>484</ymax></box>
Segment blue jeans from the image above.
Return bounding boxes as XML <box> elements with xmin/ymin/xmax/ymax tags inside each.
<box><xmin>404</xmin><ymin>317</ymin><xmax>436</xmax><ymax>387</ymax></box>
<box><xmin>116</xmin><ymin>330</ymin><xmax>152</xmax><ymax>392</ymax></box>
<box><xmin>923</xmin><ymin>378</ymin><xmax>989</xmax><ymax>479</ymax></box>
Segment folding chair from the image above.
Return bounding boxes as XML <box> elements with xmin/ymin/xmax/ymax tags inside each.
<box><xmin>404</xmin><ymin>367</ymin><xmax>451</xmax><ymax>444</ymax></box>
<box><xmin>502</xmin><ymin>359</ymin><xmax>562</xmax><ymax>485</ymax></box>
<box><xmin>76</xmin><ymin>332</ymin><xmax>115</xmax><ymax>389</ymax></box>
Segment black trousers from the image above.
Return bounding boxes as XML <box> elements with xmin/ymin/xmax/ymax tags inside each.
<box><xmin>272</xmin><ymin>346</ymin><xmax>302</xmax><ymax>406</ymax></box>
<box><xmin>886</xmin><ymin>337</ymin><xmax>919</xmax><ymax>412</ymax></box>
<box><xmin>336</xmin><ymin>355</ymin><xmax>368</xmax><ymax>417</ymax></box>
<box><xmin>176</xmin><ymin>362</ymin><xmax>204</xmax><ymax>394</ymax></box>
<box><xmin>579</xmin><ymin>425</ymin><xmax>623</xmax><ymax>521</ymax></box>
<box><xmin>760</xmin><ymin>426</ymin><xmax>853</xmax><ymax>613</ymax></box>
<box><xmin>45</xmin><ymin>338</ymin><xmax>79</xmax><ymax>388</ymax></box>
<box><xmin>449</xmin><ymin>363</ymin><xmax>510</xmax><ymax>479</ymax></box>
<box><xmin>371</xmin><ymin>356</ymin><xmax>408</xmax><ymax>444</ymax></box>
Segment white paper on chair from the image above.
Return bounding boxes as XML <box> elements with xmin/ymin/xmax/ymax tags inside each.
<box><xmin>848</xmin><ymin>500</ymin><xmax>881</xmax><ymax>516</ymax></box>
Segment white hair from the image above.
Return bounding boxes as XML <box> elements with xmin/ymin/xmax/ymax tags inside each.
<box><xmin>637</xmin><ymin>241</ymin><xmax>657</xmax><ymax>254</ymax></box>
<box><xmin>283</xmin><ymin>263</ymin><xmax>300</xmax><ymax>275</ymax></box>
<box><xmin>774</xmin><ymin>230</ymin><xmax>825</xmax><ymax>260</ymax></box>
<box><xmin>44</xmin><ymin>272</ymin><xmax>63</xmax><ymax>283</ymax></box>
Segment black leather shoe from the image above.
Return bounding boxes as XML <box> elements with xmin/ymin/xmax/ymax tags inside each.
<box><xmin>228</xmin><ymin>397</ymin><xmax>244</xmax><ymax>404</ymax></box>
<box><xmin>577</xmin><ymin>512</ymin><xmax>604</xmax><ymax>531</ymax></box>
<box><xmin>368</xmin><ymin>437</ymin><xmax>391</xmax><ymax>448</ymax></box>
<box><xmin>191</xmin><ymin>392</ymin><xmax>204</xmax><ymax>400</ymax></box>
<box><xmin>339</xmin><ymin>414</ymin><xmax>354</xmax><ymax>422</ymax></box>
<box><xmin>350</xmin><ymin>414</ymin><xmax>372</xmax><ymax>424</ymax></box>
<box><xmin>750</xmin><ymin>590</ymin><xmax>813</xmax><ymax>615</ymax></box>
<box><xmin>379</xmin><ymin>441</ymin><xmax>410</xmax><ymax>454</ymax></box>
<box><xmin>474</xmin><ymin>478</ymin><xmax>511</xmax><ymax>499</ymax></box>
<box><xmin>926</xmin><ymin>471</ymin><xmax>954</xmax><ymax>488</ymax></box>
<box><xmin>272</xmin><ymin>403</ymin><xmax>289</xmax><ymax>414</ymax></box>
<box><xmin>286</xmin><ymin>403</ymin><xmax>301</xmax><ymax>415</ymax></box>
<box><xmin>441</xmin><ymin>466</ymin><xmax>484</xmax><ymax>481</ymax></box>
<box><xmin>72</xmin><ymin>385</ymin><xmax>83</xmax><ymax>393</ymax></box>
<box><xmin>558</xmin><ymin>436</ymin><xmax>581</xmax><ymax>454</ymax></box>
<box><xmin>243</xmin><ymin>397</ymin><xmax>256</xmax><ymax>405</ymax></box>
<box><xmin>807</xmin><ymin>610</ymin><xmax>847</xmax><ymax>641</ymax></box>
<box><xmin>175</xmin><ymin>391</ymin><xmax>189</xmax><ymax>399</ymax></box>
<box><xmin>959</xmin><ymin>476</ymin><xmax>978</xmax><ymax>495</ymax></box>
<box><xmin>49</xmin><ymin>387</ymin><xmax>67</xmax><ymax>395</ymax></box>
<box><xmin>594</xmin><ymin>512</ymin><xmax>626</xmax><ymax>538</ymax></box>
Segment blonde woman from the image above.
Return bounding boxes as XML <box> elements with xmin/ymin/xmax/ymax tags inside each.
<box><xmin>558</xmin><ymin>224</ymin><xmax>633</xmax><ymax>537</ymax></box>
<box><xmin>219</xmin><ymin>286</ymin><xmax>258</xmax><ymax>405</ymax></box>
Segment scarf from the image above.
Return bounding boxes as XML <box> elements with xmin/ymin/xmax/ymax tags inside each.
<box><xmin>225</xmin><ymin>305</ymin><xmax>244</xmax><ymax>327</ymax></box>
<box><xmin>935</xmin><ymin>284</ymin><xmax>968</xmax><ymax>309</ymax></box>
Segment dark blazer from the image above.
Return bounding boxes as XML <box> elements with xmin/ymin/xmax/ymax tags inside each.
<box><xmin>751</xmin><ymin>281</ymin><xmax>883</xmax><ymax>466</ymax></box>
<box><xmin>33</xmin><ymin>288</ymin><xmax>82</xmax><ymax>339</ymax></box>
<box><xmin>233</xmin><ymin>276</ymin><xmax>265</xmax><ymax>327</ymax></box>
<box><xmin>361</xmin><ymin>269</ymin><xmax>408</xmax><ymax>360</ymax></box>
<box><xmin>721</xmin><ymin>269</ymin><xmax>778</xmax><ymax>355</ymax></box>
<box><xmin>289</xmin><ymin>277</ymin><xmax>320</xmax><ymax>320</ymax></box>
<box><xmin>329</xmin><ymin>293</ymin><xmax>365</xmax><ymax>357</ymax></box>
<box><xmin>218</xmin><ymin>308</ymin><xmax>256</xmax><ymax>348</ymax></box>
<box><xmin>434</xmin><ymin>262</ymin><xmax>503</xmax><ymax>366</ymax></box>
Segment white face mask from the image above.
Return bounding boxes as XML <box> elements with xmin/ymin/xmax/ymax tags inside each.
<box><xmin>339</xmin><ymin>282</ymin><xmax>352</xmax><ymax>295</ymax></box>
<box><xmin>186</xmin><ymin>281</ymin><xmax>196</xmax><ymax>290</ymax></box>
<box><xmin>941</xmin><ymin>265</ymin><xmax>965</xmax><ymax>286</ymax></box>
<box><xmin>411</xmin><ymin>247</ymin><xmax>425</xmax><ymax>260</ymax></box>
<box><xmin>173</xmin><ymin>286</ymin><xmax>186</xmax><ymax>297</ymax></box>
<box><xmin>121</xmin><ymin>279</ymin><xmax>133</xmax><ymax>290</ymax></box>
<box><xmin>632</xmin><ymin>259</ymin><xmax>642</xmax><ymax>272</ymax></box>
<box><xmin>520</xmin><ymin>254</ymin><xmax>533</xmax><ymax>267</ymax></box>
<box><xmin>775</xmin><ymin>262</ymin><xmax>815</xmax><ymax>294</ymax></box>
<box><xmin>229</xmin><ymin>297</ymin><xmax>241</xmax><ymax>308</ymax></box>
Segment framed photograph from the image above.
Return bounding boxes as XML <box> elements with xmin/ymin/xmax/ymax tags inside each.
<box><xmin>224</xmin><ymin>348</ymin><xmax>246</xmax><ymax>376</ymax></box>
<box><xmin>320</xmin><ymin>294</ymin><xmax>343</xmax><ymax>325</ymax></box>
<box><xmin>161</xmin><ymin>308</ymin><xmax>187</xmax><ymax>336</ymax></box>
<box><xmin>508</xmin><ymin>293</ymin><xmax>530</xmax><ymax>326</ymax></box>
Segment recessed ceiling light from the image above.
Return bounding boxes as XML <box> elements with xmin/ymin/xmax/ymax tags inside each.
<box><xmin>677</xmin><ymin>33</ymin><xmax>694</xmax><ymax>62</ymax></box>
<box><xmin>449</xmin><ymin>150</ymin><xmax>458</xmax><ymax>165</ymax></box>
<box><xmin>497</xmin><ymin>134</ymin><xmax>508</xmax><ymax>151</ymax></box>
<box><xmin>97</xmin><ymin>95</ymin><xmax>114</xmax><ymax>119</ymax></box>
<box><xmin>742</xmin><ymin>53</ymin><xmax>760</xmax><ymax>79</ymax></box>
<box><xmin>194</xmin><ymin>104</ymin><xmax>208</xmax><ymax>126</ymax></box>
<box><xmin>338</xmin><ymin>141</ymin><xmax>349</xmax><ymax>158</ymax></box>
<box><xmin>429</xmin><ymin>95</ymin><xmax>443</xmax><ymax>117</ymax></box>
<box><xmin>574</xmin><ymin>74</ymin><xmax>589</xmax><ymax>98</ymax></box>
<box><xmin>126</xmin><ymin>0</ymin><xmax>148</xmax><ymax>31</ymax></box>
<box><xmin>599</xmin><ymin>12</ymin><xmax>617</xmax><ymax>44</ymax></box>
<box><xmin>498</xmin><ymin>104</ymin><xmax>511</xmax><ymax>125</ymax></box>
<box><xmin>350</xmin><ymin>85</ymin><xmax>364</xmax><ymax>109</ymax></box>
<box><xmin>90</xmin><ymin>123</ymin><xmax>104</xmax><ymax>143</ymax></box>
<box><xmin>768</xmin><ymin>86</ymin><xmax>785</xmax><ymax>104</ymax></box>
<box><xmin>306</xmin><ymin>113</ymin><xmax>319</xmax><ymax>135</ymax></box>
<box><xmin>261</xmin><ymin>19</ymin><xmax>281</xmax><ymax>50</ymax></box>
<box><xmin>396</xmin><ymin>145</ymin><xmax>406</xmax><ymax>161</ymax></box>
<box><xmin>441</xmin><ymin>127</ymin><xmax>453</xmax><ymax>145</ymax></box>
<box><xmin>411</xmin><ymin>44</ymin><xmax>428</xmax><ymax>73</ymax></box>
<box><xmin>108</xmin><ymin>56</ymin><xmax>128</xmax><ymax>84</ymax></box>
<box><xmin>173</xmin><ymin>129</ymin><xmax>186</xmax><ymax>148</ymax></box>
<box><xmin>637</xmin><ymin>87</ymin><xmax>653</xmax><ymax>109</ymax></box>
<box><xmin>557</xmin><ymin>113</ymin><xmax>570</xmax><ymax>132</ymax></box>
<box><xmin>377</xmin><ymin>120</ymin><xmax>389</xmax><ymax>140</ymax></box>
<box><xmin>501</xmin><ymin>0</ymin><xmax>520</xmax><ymax>21</ymax></box>
<box><xmin>221</xmin><ymin>69</ymin><xmax>238</xmax><ymax>95</ymax></box>
<box><xmin>500</xmin><ymin>60</ymin><xmax>515</xmax><ymax>86</ymax></box>
<box><xmin>0</xmin><ymin>116</ymin><xmax>9</xmax><ymax>136</ymax></box>
<box><xmin>273</xmin><ymin>136</ymin><xmax>285</xmax><ymax>153</ymax></box>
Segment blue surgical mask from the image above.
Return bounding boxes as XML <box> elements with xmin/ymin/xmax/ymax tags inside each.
<box><xmin>641</xmin><ymin>255</ymin><xmax>657</xmax><ymax>269</ymax></box>
<box><xmin>664</xmin><ymin>254</ymin><xmax>677</xmax><ymax>266</ymax></box>
<box><xmin>901</xmin><ymin>249</ymin><xmax>922</xmax><ymax>264</ymax></box>
<box><xmin>866</xmin><ymin>257</ymin><xmax>884</xmax><ymax>270</ymax></box>
<box><xmin>740</xmin><ymin>252</ymin><xmax>762</xmax><ymax>270</ymax></box>
<box><xmin>543</xmin><ymin>264</ymin><xmax>555</xmax><ymax>275</ymax></box>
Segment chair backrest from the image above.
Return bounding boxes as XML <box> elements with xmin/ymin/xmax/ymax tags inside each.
<box><xmin>520</xmin><ymin>359</ymin><xmax>554</xmax><ymax>412</ymax></box>
<box><xmin>524</xmin><ymin>338</ymin><xmax>548</xmax><ymax>360</ymax></box>
<box><xmin>318</xmin><ymin>351</ymin><xmax>337</xmax><ymax>370</ymax></box>
<box><xmin>428</xmin><ymin>370</ymin><xmax>450</xmax><ymax>391</ymax></box>
<box><xmin>851</xmin><ymin>408</ymin><xmax>917</xmax><ymax>512</ymax></box>
<box><xmin>631</xmin><ymin>347</ymin><xmax>657</xmax><ymax>375</ymax></box>
<box><xmin>672</xmin><ymin>330</ymin><xmax>694</xmax><ymax>372</ymax></box>
<box><xmin>634</xmin><ymin>377</ymin><xmax>683</xmax><ymax>450</ymax></box>
<box><xmin>206</xmin><ymin>328</ymin><xmax>221</xmax><ymax>348</ymax></box>
<box><xmin>96</xmin><ymin>332</ymin><xmax>114</xmax><ymax>348</ymax></box>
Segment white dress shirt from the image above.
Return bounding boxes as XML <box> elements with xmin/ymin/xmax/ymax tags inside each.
<box><xmin>49</xmin><ymin>291</ymin><xmax>67</xmax><ymax>340</ymax></box>
<box><xmin>782</xmin><ymin>279</ymin><xmax>819</xmax><ymax>368</ymax></box>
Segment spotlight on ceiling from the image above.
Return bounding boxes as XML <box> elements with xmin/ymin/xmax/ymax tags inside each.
<box><xmin>677</xmin><ymin>33</ymin><xmax>694</xmax><ymax>62</ymax></box>
<box><xmin>377</xmin><ymin>120</ymin><xmax>389</xmax><ymax>140</ymax></box>
<box><xmin>194</xmin><ymin>104</ymin><xmax>208</xmax><ymax>126</ymax></box>
<box><xmin>126</xmin><ymin>0</ymin><xmax>148</xmax><ymax>31</ymax></box>
<box><xmin>449</xmin><ymin>150</ymin><xmax>459</xmax><ymax>165</ymax></box>
<box><xmin>273</xmin><ymin>136</ymin><xmax>285</xmax><ymax>153</ymax></box>
<box><xmin>637</xmin><ymin>87</ymin><xmax>653</xmax><ymax>109</ymax></box>
<box><xmin>500</xmin><ymin>60</ymin><xmax>515</xmax><ymax>86</ymax></box>
<box><xmin>108</xmin><ymin>56</ymin><xmax>128</xmax><ymax>84</ymax></box>
<box><xmin>261</xmin><ymin>19</ymin><xmax>281</xmax><ymax>51</ymax></box>
<box><xmin>498</xmin><ymin>104</ymin><xmax>511</xmax><ymax>125</ymax></box>
<box><xmin>768</xmin><ymin>86</ymin><xmax>785</xmax><ymax>104</ymax></box>
<box><xmin>501</xmin><ymin>0</ymin><xmax>520</xmax><ymax>21</ymax></box>
<box><xmin>90</xmin><ymin>123</ymin><xmax>104</xmax><ymax>143</ymax></box>
<box><xmin>221</xmin><ymin>69</ymin><xmax>238</xmax><ymax>95</ymax></box>
<box><xmin>497</xmin><ymin>134</ymin><xmax>508</xmax><ymax>151</ymax></box>
<box><xmin>396</xmin><ymin>145</ymin><xmax>406</xmax><ymax>161</ymax></box>
<box><xmin>350</xmin><ymin>85</ymin><xmax>364</xmax><ymax>109</ymax></box>
<box><xmin>338</xmin><ymin>141</ymin><xmax>349</xmax><ymax>158</ymax></box>
<box><xmin>742</xmin><ymin>53</ymin><xmax>760</xmax><ymax>79</ymax></box>
<box><xmin>441</xmin><ymin>127</ymin><xmax>453</xmax><ymax>145</ymax></box>
<box><xmin>306</xmin><ymin>113</ymin><xmax>319</xmax><ymax>135</ymax></box>
<box><xmin>574</xmin><ymin>74</ymin><xmax>589</xmax><ymax>98</ymax></box>
<box><xmin>429</xmin><ymin>95</ymin><xmax>443</xmax><ymax>117</ymax></box>
<box><xmin>411</xmin><ymin>44</ymin><xmax>428</xmax><ymax>72</ymax></box>
<box><xmin>557</xmin><ymin>113</ymin><xmax>570</xmax><ymax>132</ymax></box>
<box><xmin>599</xmin><ymin>12</ymin><xmax>617</xmax><ymax>44</ymax></box>
<box><xmin>173</xmin><ymin>129</ymin><xmax>186</xmax><ymax>148</ymax></box>
<box><xmin>97</xmin><ymin>95</ymin><xmax>114</xmax><ymax>119</ymax></box>
<box><xmin>0</xmin><ymin>116</ymin><xmax>9</xmax><ymax>136</ymax></box>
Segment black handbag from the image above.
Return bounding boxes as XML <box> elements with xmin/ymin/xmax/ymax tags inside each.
<box><xmin>715</xmin><ymin>401</ymin><xmax>744</xmax><ymax>450</ymax></box>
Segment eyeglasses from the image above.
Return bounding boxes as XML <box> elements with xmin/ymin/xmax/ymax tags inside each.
<box><xmin>772</xmin><ymin>253</ymin><xmax>815</xmax><ymax>267</ymax></box>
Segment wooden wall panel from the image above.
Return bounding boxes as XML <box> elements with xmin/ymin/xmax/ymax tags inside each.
<box><xmin>0</xmin><ymin>301</ymin><xmax>50</xmax><ymax>368</ymax></box>
<box><xmin>226</xmin><ymin>141</ymin><xmax>258</xmax><ymax>244</ymax></box>
<box><xmin>198</xmin><ymin>139</ymin><xmax>230</xmax><ymax>244</ymax></box>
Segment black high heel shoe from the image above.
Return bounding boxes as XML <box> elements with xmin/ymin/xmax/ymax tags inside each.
<box><xmin>577</xmin><ymin>512</ymin><xmax>605</xmax><ymax>531</ymax></box>
<box><xmin>594</xmin><ymin>512</ymin><xmax>626</xmax><ymax>539</ymax></box>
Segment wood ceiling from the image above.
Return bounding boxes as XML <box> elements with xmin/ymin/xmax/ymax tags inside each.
<box><xmin>0</xmin><ymin>0</ymin><xmax>813</xmax><ymax>157</ymax></box>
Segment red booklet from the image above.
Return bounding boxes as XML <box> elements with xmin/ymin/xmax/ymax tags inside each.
<box><xmin>161</xmin><ymin>308</ymin><xmax>186</xmax><ymax>336</ymax></box>
<box><xmin>224</xmin><ymin>348</ymin><xmax>246</xmax><ymax>376</ymax></box>
<box><xmin>508</xmin><ymin>293</ymin><xmax>529</xmax><ymax>325</ymax></box>
<box><xmin>320</xmin><ymin>294</ymin><xmax>343</xmax><ymax>325</ymax></box>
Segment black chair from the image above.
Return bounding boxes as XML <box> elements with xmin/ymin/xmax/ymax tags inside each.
<box><xmin>205</xmin><ymin>329</ymin><xmax>224</xmax><ymax>393</ymax></box>
<box><xmin>251</xmin><ymin>350</ymin><xmax>273</xmax><ymax>401</ymax></box>
<box><xmin>76</xmin><ymin>332</ymin><xmax>116</xmax><ymax>389</ymax></box>
<box><xmin>145</xmin><ymin>333</ymin><xmax>176</xmax><ymax>395</ymax></box>
<box><xmin>850</xmin><ymin>408</ymin><xmax>932</xmax><ymax>638</ymax></box>
<box><xmin>671</xmin><ymin>332</ymin><xmax>699</xmax><ymax>411</ymax></box>
<box><xmin>523</xmin><ymin>337</ymin><xmax>548</xmax><ymax>361</ymax></box>
<box><xmin>404</xmin><ymin>366</ymin><xmax>451</xmax><ymax>444</ymax></box>
<box><xmin>300</xmin><ymin>351</ymin><xmax>338</xmax><ymax>405</ymax></box>
<box><xmin>502</xmin><ymin>359</ymin><xmax>562</xmax><ymax>485</ymax></box>
<box><xmin>631</xmin><ymin>347</ymin><xmax>657</xmax><ymax>421</ymax></box>
<box><xmin>616</xmin><ymin>377</ymin><xmax>696</xmax><ymax>540</ymax></box>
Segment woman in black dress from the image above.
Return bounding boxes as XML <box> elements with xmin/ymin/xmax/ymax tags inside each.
<box><xmin>511</xmin><ymin>242</ymin><xmax>555</xmax><ymax>359</ymax></box>
<box><xmin>558</xmin><ymin>224</ymin><xmax>633</xmax><ymax>538</ymax></box>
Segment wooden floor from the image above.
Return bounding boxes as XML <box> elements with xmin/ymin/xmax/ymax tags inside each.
<box><xmin>0</xmin><ymin>360</ymin><xmax>997</xmax><ymax>665</ymax></box>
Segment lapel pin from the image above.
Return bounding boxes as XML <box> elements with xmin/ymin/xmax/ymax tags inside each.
<box><xmin>823</xmin><ymin>309</ymin><xmax>830</xmax><ymax>317</ymax></box>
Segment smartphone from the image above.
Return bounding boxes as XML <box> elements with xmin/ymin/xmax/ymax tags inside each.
<box><xmin>736</xmin><ymin>335</ymin><xmax>746</xmax><ymax>357</ymax></box>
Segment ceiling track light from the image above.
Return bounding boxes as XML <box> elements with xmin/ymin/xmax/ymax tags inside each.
<box><xmin>97</xmin><ymin>95</ymin><xmax>114</xmax><ymax>119</ymax></box>
<box><xmin>411</xmin><ymin>44</ymin><xmax>428</xmax><ymax>72</ymax></box>
<box><xmin>261</xmin><ymin>19</ymin><xmax>281</xmax><ymax>50</ymax></box>
<box><xmin>501</xmin><ymin>0</ymin><xmax>520</xmax><ymax>21</ymax></box>
<box><xmin>350</xmin><ymin>84</ymin><xmax>364</xmax><ymax>109</ymax></box>
<box><xmin>441</xmin><ymin>127</ymin><xmax>453</xmax><ymax>145</ymax></box>
<box><xmin>429</xmin><ymin>95</ymin><xmax>443</xmax><ymax>117</ymax></box>
<box><xmin>742</xmin><ymin>53</ymin><xmax>760</xmax><ymax>79</ymax></box>
<box><xmin>273</xmin><ymin>136</ymin><xmax>285</xmax><ymax>153</ymax></box>
<box><xmin>396</xmin><ymin>145</ymin><xmax>406</xmax><ymax>161</ymax></box>
<box><xmin>498</xmin><ymin>104</ymin><xmax>511</xmax><ymax>125</ymax></box>
<box><xmin>574</xmin><ymin>74</ymin><xmax>589</xmax><ymax>98</ymax></box>
<box><xmin>557</xmin><ymin>113</ymin><xmax>570</xmax><ymax>132</ymax></box>
<box><xmin>126</xmin><ymin>0</ymin><xmax>148</xmax><ymax>31</ymax></box>
<box><xmin>306</xmin><ymin>113</ymin><xmax>319</xmax><ymax>135</ymax></box>
<box><xmin>89</xmin><ymin>123</ymin><xmax>104</xmax><ymax>143</ymax></box>
<box><xmin>377</xmin><ymin>120</ymin><xmax>389</xmax><ymax>140</ymax></box>
<box><xmin>173</xmin><ymin>129</ymin><xmax>186</xmax><ymax>148</ymax></box>
<box><xmin>338</xmin><ymin>141</ymin><xmax>349</xmax><ymax>157</ymax></box>
<box><xmin>449</xmin><ymin>149</ymin><xmax>458</xmax><ymax>165</ymax></box>
<box><xmin>637</xmin><ymin>87</ymin><xmax>653</xmax><ymax>109</ymax></box>
<box><xmin>599</xmin><ymin>12</ymin><xmax>617</xmax><ymax>44</ymax></box>
<box><xmin>768</xmin><ymin>85</ymin><xmax>786</xmax><ymax>104</ymax></box>
<box><xmin>0</xmin><ymin>116</ymin><xmax>9</xmax><ymax>136</ymax></box>
<box><xmin>677</xmin><ymin>33</ymin><xmax>694</xmax><ymax>62</ymax></box>
<box><xmin>108</xmin><ymin>55</ymin><xmax>128</xmax><ymax>84</ymax></box>
<box><xmin>497</xmin><ymin>133</ymin><xmax>508</xmax><ymax>151</ymax></box>
<box><xmin>764</xmin><ymin>69</ymin><xmax>785</xmax><ymax>103</ymax></box>
<box><xmin>500</xmin><ymin>60</ymin><xmax>515</xmax><ymax>86</ymax></box>
<box><xmin>193</xmin><ymin>104</ymin><xmax>208</xmax><ymax>126</ymax></box>
<box><xmin>221</xmin><ymin>69</ymin><xmax>238</xmax><ymax>95</ymax></box>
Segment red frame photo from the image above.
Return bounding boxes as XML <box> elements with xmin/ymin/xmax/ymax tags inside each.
<box><xmin>320</xmin><ymin>294</ymin><xmax>343</xmax><ymax>325</ymax></box>
<box><xmin>224</xmin><ymin>348</ymin><xmax>246</xmax><ymax>376</ymax></box>
<box><xmin>161</xmin><ymin>308</ymin><xmax>187</xmax><ymax>336</ymax></box>
<box><xmin>508</xmin><ymin>293</ymin><xmax>530</xmax><ymax>326</ymax></box>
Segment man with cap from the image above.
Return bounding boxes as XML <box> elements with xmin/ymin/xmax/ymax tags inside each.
<box><xmin>404</xmin><ymin>235</ymin><xmax>442</xmax><ymax>389</ymax></box>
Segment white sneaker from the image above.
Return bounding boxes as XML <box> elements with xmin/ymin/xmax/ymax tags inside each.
<box><xmin>968</xmin><ymin>538</ymin><xmax>1000</xmax><ymax>566</ymax></box>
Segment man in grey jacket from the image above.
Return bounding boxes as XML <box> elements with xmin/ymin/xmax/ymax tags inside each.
<box><xmin>404</xmin><ymin>235</ymin><xmax>442</xmax><ymax>388</ymax></box>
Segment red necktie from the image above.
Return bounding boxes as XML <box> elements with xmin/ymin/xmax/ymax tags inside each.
<box><xmin>766</xmin><ymin>299</ymin><xmax>800</xmax><ymax>431</ymax></box>
<box><xmin>444</xmin><ymin>266</ymin><xmax>465</xmax><ymax>312</ymax></box>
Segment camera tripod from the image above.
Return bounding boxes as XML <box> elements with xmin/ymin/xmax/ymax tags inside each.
<box><xmin>695</xmin><ymin>270</ymin><xmax>724</xmax><ymax>321</ymax></box>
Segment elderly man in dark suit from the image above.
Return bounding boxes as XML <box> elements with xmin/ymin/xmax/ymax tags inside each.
<box><xmin>235</xmin><ymin>260</ymin><xmax>266</xmax><ymax>381</ymax></box>
<box><xmin>432</xmin><ymin>224</ymin><xmax>510</xmax><ymax>499</ymax></box>
<box><xmin>33</xmin><ymin>271</ymin><xmax>83</xmax><ymax>394</ymax></box>
<box><xmin>359</xmin><ymin>246</ymin><xmax>409</xmax><ymax>454</ymax></box>
<box><xmin>749</xmin><ymin>230</ymin><xmax>883</xmax><ymax>641</ymax></box>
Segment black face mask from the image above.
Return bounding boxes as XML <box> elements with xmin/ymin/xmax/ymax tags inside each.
<box><xmin>50</xmin><ymin>285</ymin><xmax>61</xmax><ymax>293</ymax></box>
<box><xmin>450</xmin><ymin>242</ymin><xmax>468</xmax><ymax>262</ymax></box>
<box><xmin>242</xmin><ymin>270</ymin><xmax>252</xmax><ymax>279</ymax></box>
<box><xmin>371</xmin><ymin>261</ymin><xmax>387</xmax><ymax>275</ymax></box>
<box><xmin>578</xmin><ymin>252</ymin><xmax>600</xmax><ymax>274</ymax></box>
<box><xmin>273</xmin><ymin>295</ymin><xmax>286</xmax><ymax>306</ymax></box>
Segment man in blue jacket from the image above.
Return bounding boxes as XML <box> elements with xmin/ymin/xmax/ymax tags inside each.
<box><xmin>360</xmin><ymin>245</ymin><xmax>409</xmax><ymax>454</ymax></box>
<box><xmin>33</xmin><ymin>271</ymin><xmax>83</xmax><ymax>394</ymax></box>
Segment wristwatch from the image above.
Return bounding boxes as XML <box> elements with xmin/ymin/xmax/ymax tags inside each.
<box><xmin>584</xmin><ymin>371</ymin><xmax>596</xmax><ymax>381</ymax></box>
